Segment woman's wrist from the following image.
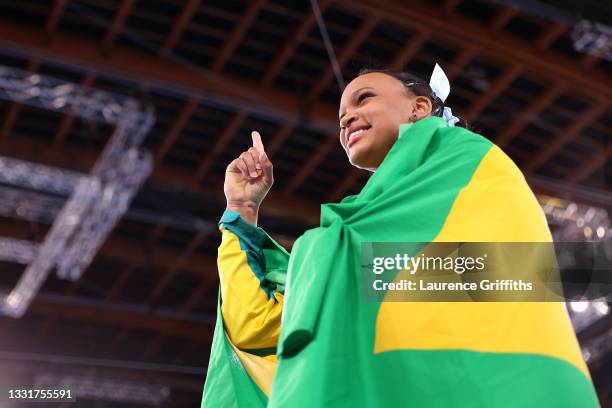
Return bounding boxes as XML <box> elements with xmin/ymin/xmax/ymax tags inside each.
<box><xmin>226</xmin><ymin>202</ymin><xmax>259</xmax><ymax>226</ymax></box>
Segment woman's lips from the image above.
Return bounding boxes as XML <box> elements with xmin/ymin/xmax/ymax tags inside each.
<box><xmin>347</xmin><ymin>128</ymin><xmax>368</xmax><ymax>148</ymax></box>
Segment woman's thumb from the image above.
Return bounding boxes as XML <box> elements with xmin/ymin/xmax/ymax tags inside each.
<box><xmin>261</xmin><ymin>152</ymin><xmax>273</xmax><ymax>179</ymax></box>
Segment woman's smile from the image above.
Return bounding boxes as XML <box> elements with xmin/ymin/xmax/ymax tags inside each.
<box><xmin>347</xmin><ymin>127</ymin><xmax>370</xmax><ymax>148</ymax></box>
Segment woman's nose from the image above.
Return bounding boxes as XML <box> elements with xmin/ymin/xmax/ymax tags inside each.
<box><xmin>340</xmin><ymin>112</ymin><xmax>357</xmax><ymax>129</ymax></box>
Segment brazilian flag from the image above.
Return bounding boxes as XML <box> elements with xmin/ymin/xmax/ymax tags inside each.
<box><xmin>203</xmin><ymin>116</ymin><xmax>599</xmax><ymax>407</ymax></box>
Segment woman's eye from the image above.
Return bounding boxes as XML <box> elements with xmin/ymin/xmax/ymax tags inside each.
<box><xmin>357</xmin><ymin>92</ymin><xmax>373</xmax><ymax>103</ymax></box>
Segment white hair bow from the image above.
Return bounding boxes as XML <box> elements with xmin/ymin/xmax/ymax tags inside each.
<box><xmin>429</xmin><ymin>64</ymin><xmax>460</xmax><ymax>127</ymax></box>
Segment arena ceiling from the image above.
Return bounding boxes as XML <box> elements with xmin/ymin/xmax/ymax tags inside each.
<box><xmin>0</xmin><ymin>0</ymin><xmax>610</xmax><ymax>406</ymax></box>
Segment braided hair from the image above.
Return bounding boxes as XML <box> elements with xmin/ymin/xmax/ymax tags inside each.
<box><xmin>357</xmin><ymin>68</ymin><xmax>469</xmax><ymax>129</ymax></box>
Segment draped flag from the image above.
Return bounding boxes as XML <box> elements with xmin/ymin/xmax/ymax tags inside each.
<box><xmin>203</xmin><ymin>116</ymin><xmax>599</xmax><ymax>407</ymax></box>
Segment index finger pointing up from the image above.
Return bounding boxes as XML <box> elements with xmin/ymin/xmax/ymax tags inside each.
<box><xmin>251</xmin><ymin>130</ymin><xmax>265</xmax><ymax>154</ymax></box>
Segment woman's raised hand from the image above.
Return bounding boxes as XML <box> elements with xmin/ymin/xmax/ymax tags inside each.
<box><xmin>224</xmin><ymin>131</ymin><xmax>273</xmax><ymax>225</ymax></box>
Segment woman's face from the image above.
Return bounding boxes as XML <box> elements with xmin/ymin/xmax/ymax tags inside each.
<box><xmin>338</xmin><ymin>72</ymin><xmax>416</xmax><ymax>170</ymax></box>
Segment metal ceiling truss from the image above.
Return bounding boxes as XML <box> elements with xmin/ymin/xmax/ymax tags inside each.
<box><xmin>0</xmin><ymin>65</ymin><xmax>155</xmax><ymax>318</ymax></box>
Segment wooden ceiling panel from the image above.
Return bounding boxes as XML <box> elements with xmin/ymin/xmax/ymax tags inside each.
<box><xmin>0</xmin><ymin>0</ymin><xmax>49</xmax><ymax>26</ymax></box>
<box><xmin>455</xmin><ymin>0</ymin><xmax>499</xmax><ymax>22</ymax></box>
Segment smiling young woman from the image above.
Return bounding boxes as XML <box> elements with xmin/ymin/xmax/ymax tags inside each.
<box><xmin>202</xmin><ymin>66</ymin><xmax>599</xmax><ymax>407</ymax></box>
<box><xmin>339</xmin><ymin>71</ymin><xmax>435</xmax><ymax>170</ymax></box>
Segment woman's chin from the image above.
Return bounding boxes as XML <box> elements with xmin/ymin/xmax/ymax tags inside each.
<box><xmin>347</xmin><ymin>151</ymin><xmax>364</xmax><ymax>167</ymax></box>
<box><xmin>348</xmin><ymin>151</ymin><xmax>376</xmax><ymax>170</ymax></box>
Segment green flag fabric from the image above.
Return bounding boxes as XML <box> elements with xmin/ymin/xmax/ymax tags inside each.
<box><xmin>203</xmin><ymin>116</ymin><xmax>599</xmax><ymax>407</ymax></box>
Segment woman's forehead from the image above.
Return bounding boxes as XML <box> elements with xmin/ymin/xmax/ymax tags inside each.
<box><xmin>339</xmin><ymin>72</ymin><xmax>405</xmax><ymax>111</ymax></box>
<box><xmin>344</xmin><ymin>72</ymin><xmax>399</xmax><ymax>94</ymax></box>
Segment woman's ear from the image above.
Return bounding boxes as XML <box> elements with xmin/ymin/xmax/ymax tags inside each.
<box><xmin>412</xmin><ymin>96</ymin><xmax>433</xmax><ymax>119</ymax></box>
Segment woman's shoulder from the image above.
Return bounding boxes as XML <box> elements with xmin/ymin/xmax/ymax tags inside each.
<box><xmin>437</xmin><ymin>123</ymin><xmax>492</xmax><ymax>146</ymax></box>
